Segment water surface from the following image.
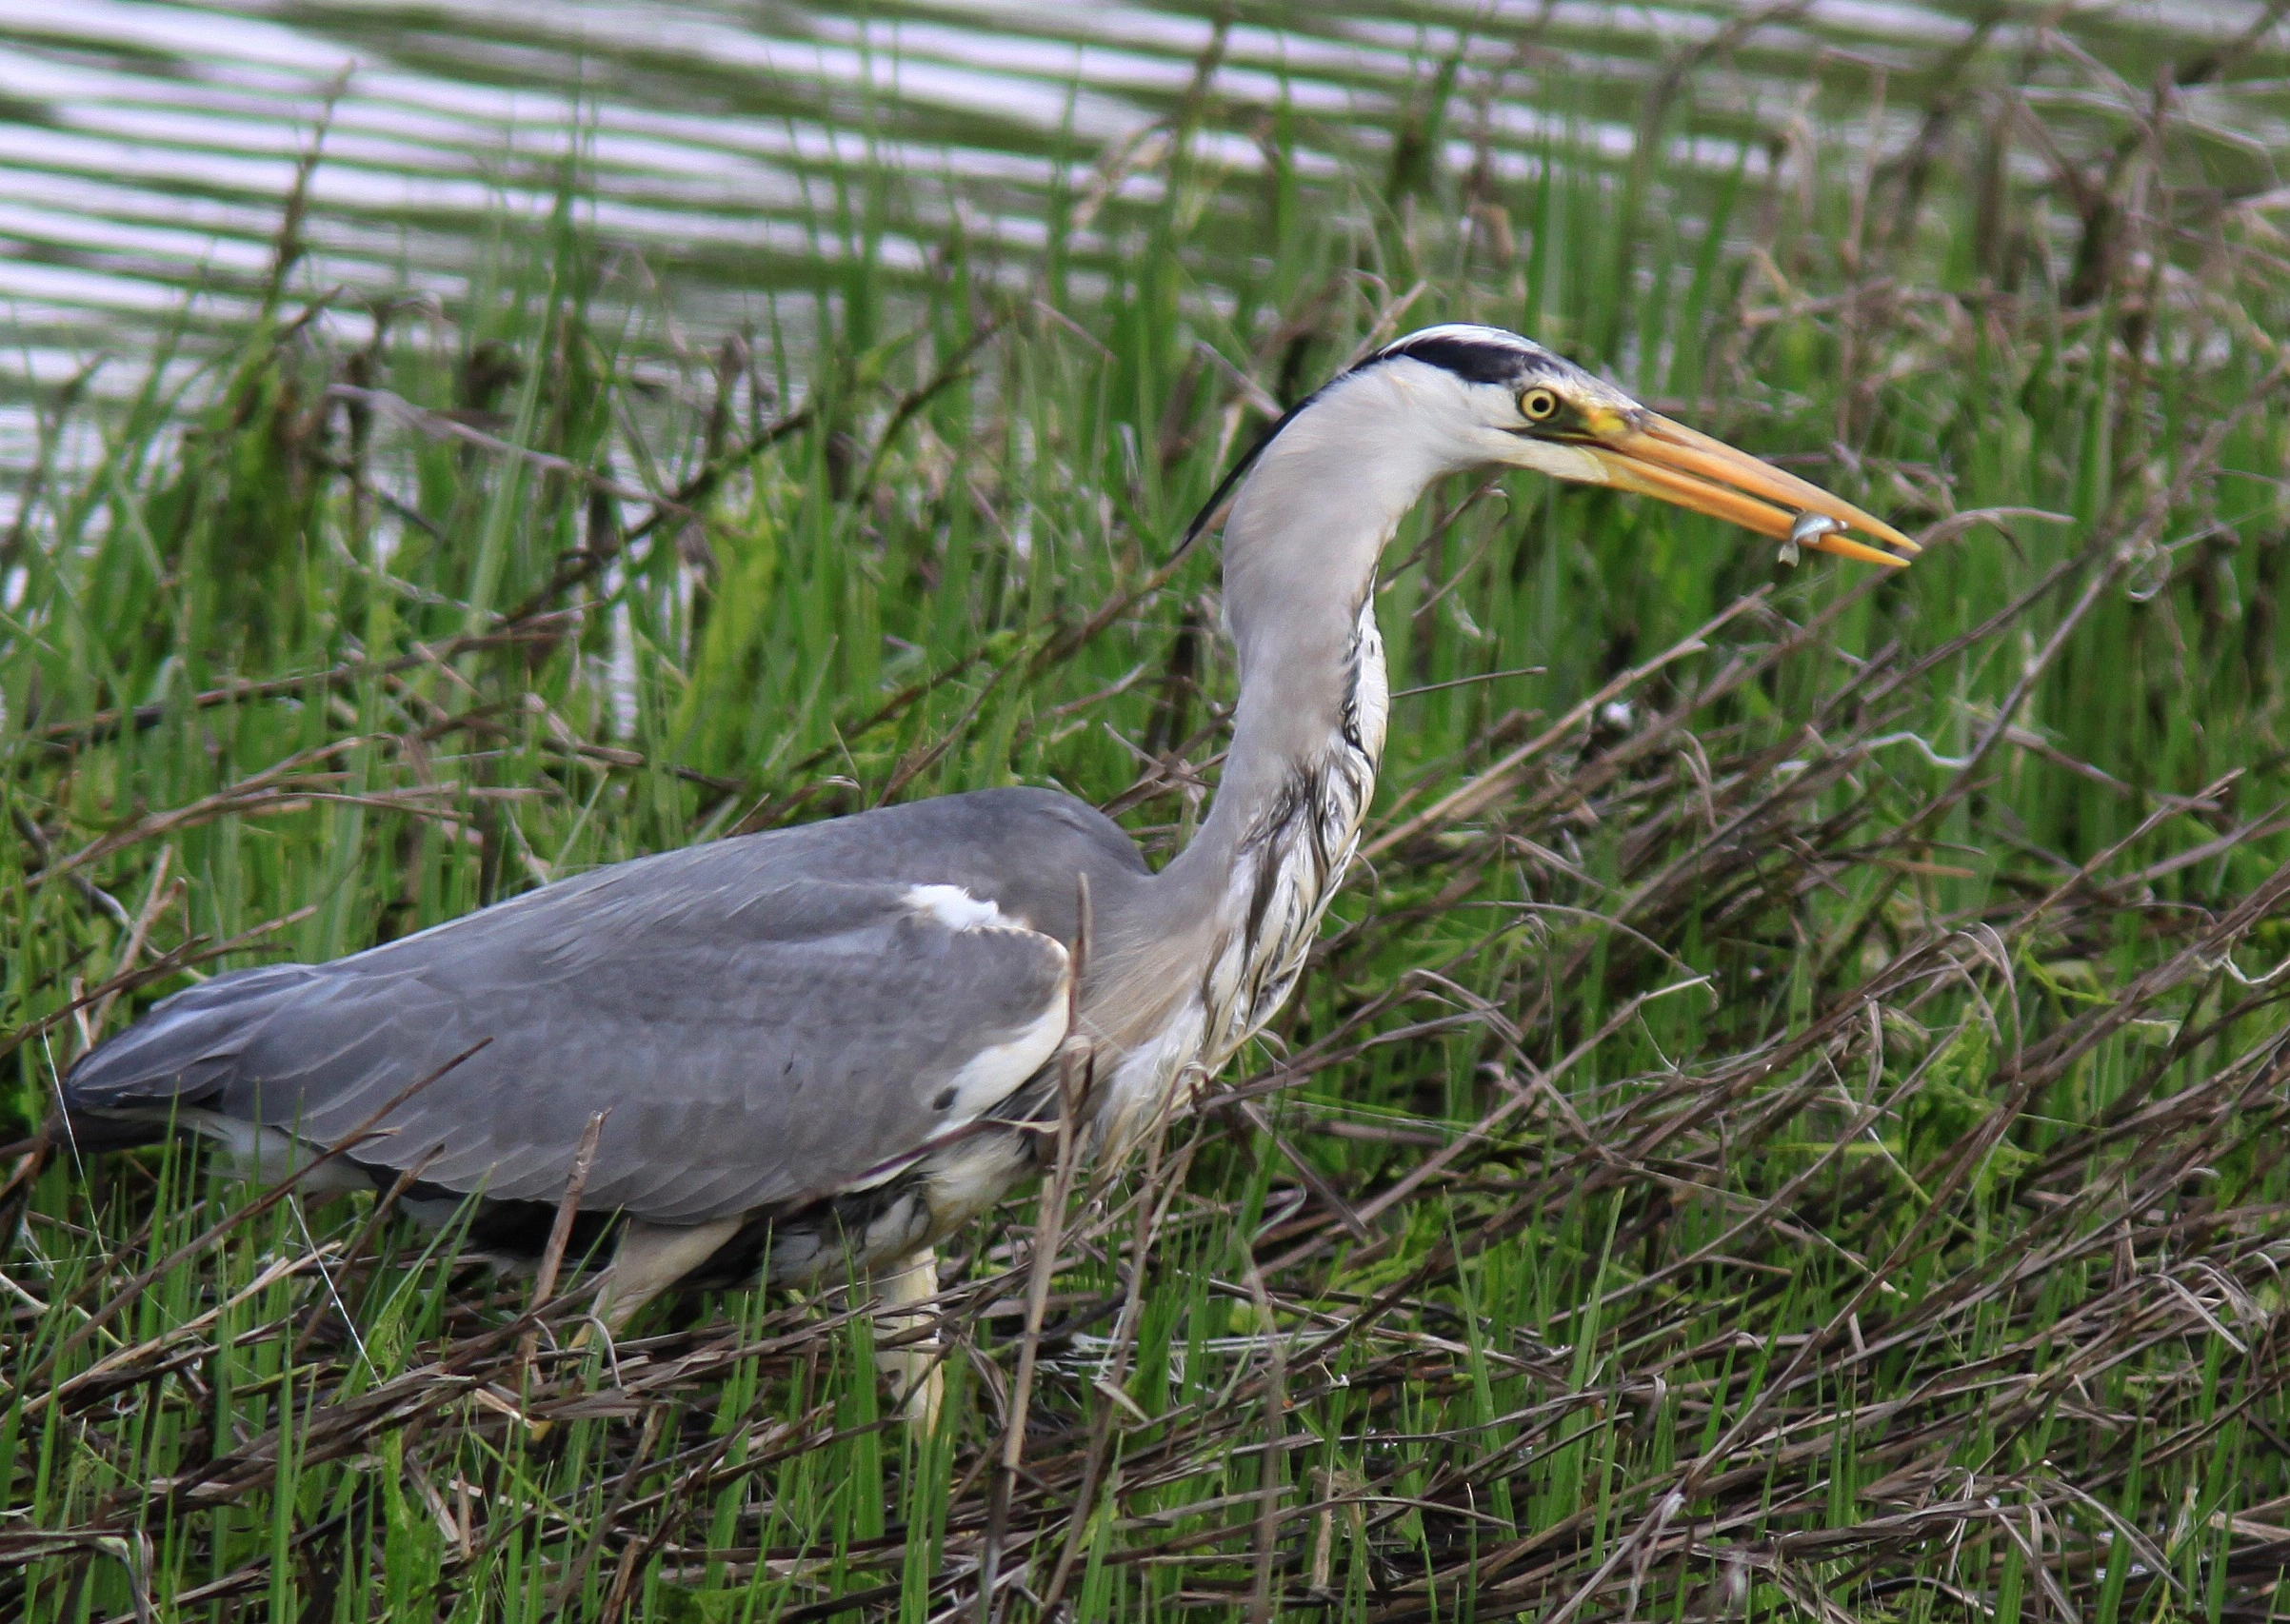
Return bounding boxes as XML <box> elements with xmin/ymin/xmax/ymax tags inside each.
<box><xmin>2</xmin><ymin>1</ymin><xmax>2283</xmax><ymax>481</ymax></box>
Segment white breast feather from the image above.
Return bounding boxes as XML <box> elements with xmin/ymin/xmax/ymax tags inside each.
<box><xmin>1100</xmin><ymin>1000</ymin><xmax>1210</xmax><ymax>1153</ymax></box>
<box><xmin>1352</xmin><ymin>600</ymin><xmax>1389</xmax><ymax>760</ymax></box>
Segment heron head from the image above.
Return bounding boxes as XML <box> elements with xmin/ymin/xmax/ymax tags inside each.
<box><xmin>1367</xmin><ymin>324</ymin><xmax>1918</xmax><ymax>567</ymax></box>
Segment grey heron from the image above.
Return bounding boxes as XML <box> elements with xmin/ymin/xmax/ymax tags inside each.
<box><xmin>55</xmin><ymin>325</ymin><xmax>1915</xmax><ymax>1420</ymax></box>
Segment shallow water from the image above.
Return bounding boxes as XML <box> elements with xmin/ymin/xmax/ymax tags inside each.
<box><xmin>1</xmin><ymin>0</ymin><xmax>2283</xmax><ymax>481</ymax></box>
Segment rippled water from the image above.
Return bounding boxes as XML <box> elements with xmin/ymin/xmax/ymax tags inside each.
<box><xmin>2</xmin><ymin>1</ymin><xmax>2284</xmax><ymax>480</ymax></box>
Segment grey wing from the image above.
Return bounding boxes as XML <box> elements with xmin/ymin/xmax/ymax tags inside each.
<box><xmin>65</xmin><ymin>868</ymin><xmax>1071</xmax><ymax>1223</ymax></box>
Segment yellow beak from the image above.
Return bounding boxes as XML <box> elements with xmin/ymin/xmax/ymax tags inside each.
<box><xmin>1574</xmin><ymin>412</ymin><xmax>1919</xmax><ymax>567</ymax></box>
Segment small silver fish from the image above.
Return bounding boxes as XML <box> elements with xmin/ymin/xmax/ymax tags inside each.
<box><xmin>1781</xmin><ymin>510</ymin><xmax>1842</xmax><ymax>566</ymax></box>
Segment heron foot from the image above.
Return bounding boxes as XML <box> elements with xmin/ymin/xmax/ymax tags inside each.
<box><xmin>873</xmin><ymin>1249</ymin><xmax>944</xmax><ymax>1432</ymax></box>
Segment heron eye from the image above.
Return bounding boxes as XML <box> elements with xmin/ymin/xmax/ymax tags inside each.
<box><xmin>1519</xmin><ymin>386</ymin><xmax>1560</xmax><ymax>423</ymax></box>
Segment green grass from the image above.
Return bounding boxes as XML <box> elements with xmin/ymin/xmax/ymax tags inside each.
<box><xmin>8</xmin><ymin>28</ymin><xmax>2290</xmax><ymax>1624</ymax></box>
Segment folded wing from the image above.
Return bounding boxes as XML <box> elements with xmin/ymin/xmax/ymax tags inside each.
<box><xmin>65</xmin><ymin>852</ymin><xmax>1072</xmax><ymax>1223</ymax></box>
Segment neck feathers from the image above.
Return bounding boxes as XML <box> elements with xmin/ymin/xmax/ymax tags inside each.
<box><xmin>1191</xmin><ymin>597</ymin><xmax>1386</xmax><ymax>1065</ymax></box>
<box><xmin>1184</xmin><ymin>365</ymin><xmax>1435</xmax><ymax>885</ymax></box>
<box><xmin>1095</xmin><ymin>366</ymin><xmax>1448</xmax><ymax>1038</ymax></box>
<box><xmin>1085</xmin><ymin>366</ymin><xmax>1443</xmax><ymax>1133</ymax></box>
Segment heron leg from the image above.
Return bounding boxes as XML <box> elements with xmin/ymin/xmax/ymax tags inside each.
<box><xmin>595</xmin><ymin>1216</ymin><xmax>744</xmax><ymax>1332</ymax></box>
<box><xmin>873</xmin><ymin>1249</ymin><xmax>944</xmax><ymax>1432</ymax></box>
<box><xmin>523</xmin><ymin>1218</ymin><xmax>739</xmax><ymax>1445</ymax></box>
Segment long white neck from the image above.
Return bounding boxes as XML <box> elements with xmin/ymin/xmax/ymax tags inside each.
<box><xmin>1081</xmin><ymin>361</ymin><xmax>1480</xmax><ymax>1142</ymax></box>
<box><xmin>1083</xmin><ymin>364</ymin><xmax>1465</xmax><ymax>1048</ymax></box>
<box><xmin>1158</xmin><ymin>364</ymin><xmax>1453</xmax><ymax>908</ymax></box>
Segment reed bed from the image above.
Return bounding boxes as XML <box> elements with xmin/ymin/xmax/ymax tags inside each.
<box><xmin>7</xmin><ymin>18</ymin><xmax>2290</xmax><ymax>1622</ymax></box>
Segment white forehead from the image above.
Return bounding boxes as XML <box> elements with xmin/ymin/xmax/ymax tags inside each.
<box><xmin>1379</xmin><ymin>323</ymin><xmax>1553</xmax><ymax>363</ymax></box>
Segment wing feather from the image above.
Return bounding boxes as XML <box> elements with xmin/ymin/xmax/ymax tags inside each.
<box><xmin>70</xmin><ymin>862</ymin><xmax>1071</xmax><ymax>1223</ymax></box>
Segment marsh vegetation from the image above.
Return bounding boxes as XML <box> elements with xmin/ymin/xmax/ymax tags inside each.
<box><xmin>7</xmin><ymin>7</ymin><xmax>2290</xmax><ymax>1621</ymax></box>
